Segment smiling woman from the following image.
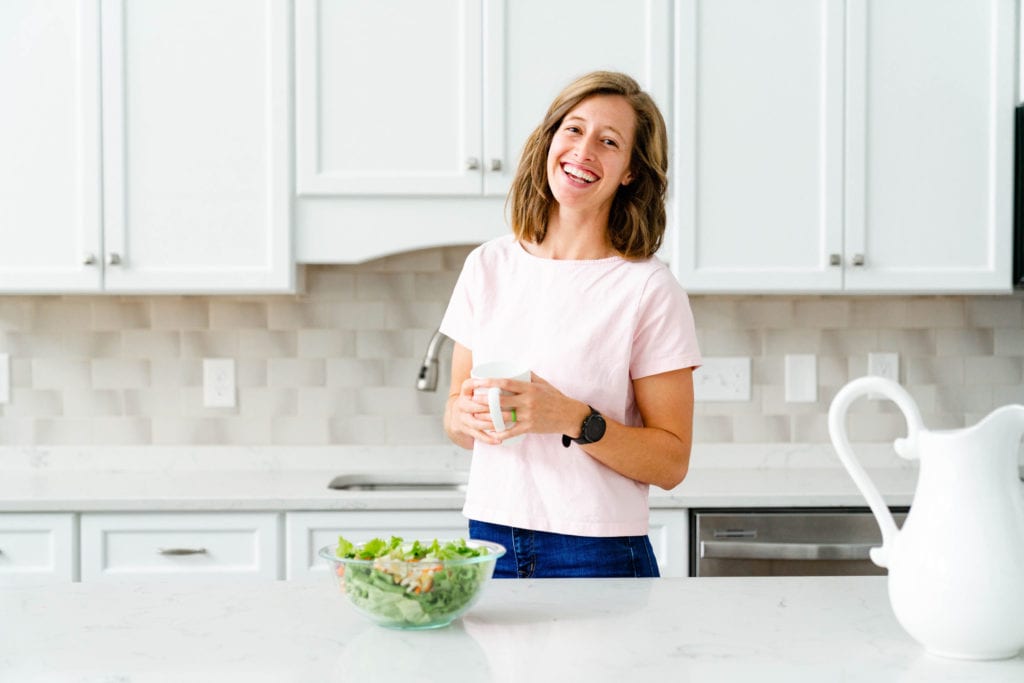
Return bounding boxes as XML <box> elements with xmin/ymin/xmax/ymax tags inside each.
<box><xmin>439</xmin><ymin>71</ymin><xmax>702</xmax><ymax>580</ymax></box>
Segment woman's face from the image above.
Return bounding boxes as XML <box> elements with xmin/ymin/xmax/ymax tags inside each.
<box><xmin>546</xmin><ymin>94</ymin><xmax>636</xmax><ymax>216</ymax></box>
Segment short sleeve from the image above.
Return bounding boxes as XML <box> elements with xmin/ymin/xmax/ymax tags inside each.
<box><xmin>438</xmin><ymin>246</ymin><xmax>481</xmax><ymax>350</ymax></box>
<box><xmin>630</xmin><ymin>266</ymin><xmax>702</xmax><ymax>379</ymax></box>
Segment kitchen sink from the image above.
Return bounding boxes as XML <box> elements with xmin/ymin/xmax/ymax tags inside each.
<box><xmin>327</xmin><ymin>471</ymin><xmax>469</xmax><ymax>492</ymax></box>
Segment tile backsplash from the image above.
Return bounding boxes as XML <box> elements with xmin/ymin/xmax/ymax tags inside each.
<box><xmin>0</xmin><ymin>245</ymin><xmax>1021</xmax><ymax>446</ymax></box>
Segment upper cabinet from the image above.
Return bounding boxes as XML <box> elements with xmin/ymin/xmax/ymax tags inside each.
<box><xmin>672</xmin><ymin>0</ymin><xmax>1017</xmax><ymax>294</ymax></box>
<box><xmin>0</xmin><ymin>0</ymin><xmax>294</xmax><ymax>294</ymax></box>
<box><xmin>294</xmin><ymin>0</ymin><xmax>671</xmax><ymax>261</ymax></box>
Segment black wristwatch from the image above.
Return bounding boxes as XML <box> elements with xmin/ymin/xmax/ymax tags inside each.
<box><xmin>562</xmin><ymin>406</ymin><xmax>606</xmax><ymax>448</ymax></box>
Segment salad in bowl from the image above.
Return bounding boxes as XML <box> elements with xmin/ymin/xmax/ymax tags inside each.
<box><xmin>319</xmin><ymin>535</ymin><xmax>505</xmax><ymax>630</ymax></box>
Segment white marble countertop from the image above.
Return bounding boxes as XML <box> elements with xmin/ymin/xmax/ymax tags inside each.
<box><xmin>0</xmin><ymin>444</ymin><xmax>923</xmax><ymax>511</ymax></box>
<box><xmin>2</xmin><ymin>576</ymin><xmax>1021</xmax><ymax>682</ymax></box>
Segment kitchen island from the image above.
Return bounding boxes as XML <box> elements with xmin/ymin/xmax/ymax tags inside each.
<box><xmin>2</xmin><ymin>576</ymin><xmax>1021</xmax><ymax>682</ymax></box>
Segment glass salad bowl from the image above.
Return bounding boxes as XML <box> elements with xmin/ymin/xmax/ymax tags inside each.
<box><xmin>318</xmin><ymin>537</ymin><xmax>506</xmax><ymax>630</ymax></box>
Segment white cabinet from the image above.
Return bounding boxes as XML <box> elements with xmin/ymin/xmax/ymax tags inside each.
<box><xmin>648</xmin><ymin>508</ymin><xmax>688</xmax><ymax>578</ymax></box>
<box><xmin>295</xmin><ymin>0</ymin><xmax>671</xmax><ymax>262</ymax></box>
<box><xmin>285</xmin><ymin>510</ymin><xmax>469</xmax><ymax>581</ymax></box>
<box><xmin>0</xmin><ymin>513</ymin><xmax>77</xmax><ymax>584</ymax></box>
<box><xmin>672</xmin><ymin>0</ymin><xmax>1017</xmax><ymax>294</ymax></box>
<box><xmin>0</xmin><ymin>0</ymin><xmax>294</xmax><ymax>294</ymax></box>
<box><xmin>80</xmin><ymin>512</ymin><xmax>281</xmax><ymax>582</ymax></box>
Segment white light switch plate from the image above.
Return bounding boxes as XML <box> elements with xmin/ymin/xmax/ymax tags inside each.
<box><xmin>784</xmin><ymin>354</ymin><xmax>817</xmax><ymax>402</ymax></box>
<box><xmin>203</xmin><ymin>358</ymin><xmax>236</xmax><ymax>408</ymax></box>
<box><xmin>693</xmin><ymin>357</ymin><xmax>751</xmax><ymax>402</ymax></box>
<box><xmin>0</xmin><ymin>353</ymin><xmax>8</xmax><ymax>404</ymax></box>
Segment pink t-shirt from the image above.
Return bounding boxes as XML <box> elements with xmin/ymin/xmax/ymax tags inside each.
<box><xmin>440</xmin><ymin>235</ymin><xmax>702</xmax><ymax>536</ymax></box>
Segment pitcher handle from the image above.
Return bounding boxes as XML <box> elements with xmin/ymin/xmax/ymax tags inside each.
<box><xmin>827</xmin><ymin>376</ymin><xmax>923</xmax><ymax>568</ymax></box>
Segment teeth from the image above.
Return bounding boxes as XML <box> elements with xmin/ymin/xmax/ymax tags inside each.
<box><xmin>564</xmin><ymin>165</ymin><xmax>597</xmax><ymax>183</ymax></box>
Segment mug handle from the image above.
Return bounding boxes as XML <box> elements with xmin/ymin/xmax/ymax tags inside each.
<box><xmin>487</xmin><ymin>387</ymin><xmax>506</xmax><ymax>433</ymax></box>
<box><xmin>827</xmin><ymin>376</ymin><xmax>923</xmax><ymax>568</ymax></box>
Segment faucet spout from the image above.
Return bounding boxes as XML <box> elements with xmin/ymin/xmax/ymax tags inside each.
<box><xmin>416</xmin><ymin>329</ymin><xmax>450</xmax><ymax>391</ymax></box>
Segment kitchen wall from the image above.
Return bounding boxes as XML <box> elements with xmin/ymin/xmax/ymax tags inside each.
<box><xmin>0</xmin><ymin>244</ymin><xmax>1022</xmax><ymax>446</ymax></box>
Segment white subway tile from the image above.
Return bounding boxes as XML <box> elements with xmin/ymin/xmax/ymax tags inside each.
<box><xmin>271</xmin><ymin>418</ymin><xmax>329</xmax><ymax>445</ymax></box>
<box><xmin>151</xmin><ymin>298</ymin><xmax>210</xmax><ymax>330</ymax></box>
<box><xmin>92</xmin><ymin>301</ymin><xmax>150</xmax><ymax>330</ymax></box>
<box><xmin>32</xmin><ymin>359</ymin><xmax>91</xmax><ymax>390</ymax></box>
<box><xmin>91</xmin><ymin>359</ymin><xmax>151</xmax><ymax>390</ymax></box>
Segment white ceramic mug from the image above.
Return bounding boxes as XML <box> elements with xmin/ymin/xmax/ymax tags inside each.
<box><xmin>470</xmin><ymin>361</ymin><xmax>530</xmax><ymax>443</ymax></box>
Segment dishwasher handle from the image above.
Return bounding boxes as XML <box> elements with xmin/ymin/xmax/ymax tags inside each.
<box><xmin>700</xmin><ymin>540</ymin><xmax>876</xmax><ymax>562</ymax></box>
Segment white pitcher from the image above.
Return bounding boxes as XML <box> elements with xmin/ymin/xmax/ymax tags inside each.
<box><xmin>828</xmin><ymin>376</ymin><xmax>1024</xmax><ymax>660</ymax></box>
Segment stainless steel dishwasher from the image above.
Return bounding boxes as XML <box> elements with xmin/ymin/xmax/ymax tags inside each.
<box><xmin>691</xmin><ymin>507</ymin><xmax>908</xmax><ymax>577</ymax></box>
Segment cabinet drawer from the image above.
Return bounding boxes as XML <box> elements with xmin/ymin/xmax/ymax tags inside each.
<box><xmin>80</xmin><ymin>512</ymin><xmax>281</xmax><ymax>582</ymax></box>
<box><xmin>285</xmin><ymin>510</ymin><xmax>468</xmax><ymax>581</ymax></box>
<box><xmin>0</xmin><ymin>513</ymin><xmax>77</xmax><ymax>584</ymax></box>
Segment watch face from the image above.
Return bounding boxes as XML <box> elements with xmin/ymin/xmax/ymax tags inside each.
<box><xmin>584</xmin><ymin>413</ymin><xmax>606</xmax><ymax>442</ymax></box>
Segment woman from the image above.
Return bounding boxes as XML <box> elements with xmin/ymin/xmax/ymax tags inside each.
<box><xmin>439</xmin><ymin>71</ymin><xmax>701</xmax><ymax>578</ymax></box>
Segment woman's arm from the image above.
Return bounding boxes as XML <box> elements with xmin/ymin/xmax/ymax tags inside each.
<box><xmin>481</xmin><ymin>367</ymin><xmax>695</xmax><ymax>490</ymax></box>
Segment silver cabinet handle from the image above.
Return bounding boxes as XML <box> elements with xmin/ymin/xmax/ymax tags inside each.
<box><xmin>851</xmin><ymin>254</ymin><xmax>865</xmax><ymax>267</ymax></box>
<box><xmin>490</xmin><ymin>159</ymin><xmax>502</xmax><ymax>172</ymax></box>
<box><xmin>829</xmin><ymin>253</ymin><xmax>841</xmax><ymax>267</ymax></box>
<box><xmin>108</xmin><ymin>252</ymin><xmax>122</xmax><ymax>266</ymax></box>
<box><xmin>700</xmin><ymin>540</ymin><xmax>875</xmax><ymax>561</ymax></box>
<box><xmin>83</xmin><ymin>254</ymin><xmax>98</xmax><ymax>266</ymax></box>
<box><xmin>465</xmin><ymin>157</ymin><xmax>480</xmax><ymax>170</ymax></box>
<box><xmin>158</xmin><ymin>547</ymin><xmax>208</xmax><ymax>556</ymax></box>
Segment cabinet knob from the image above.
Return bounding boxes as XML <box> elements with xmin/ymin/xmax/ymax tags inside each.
<box><xmin>465</xmin><ymin>157</ymin><xmax>480</xmax><ymax>170</ymax></box>
<box><xmin>489</xmin><ymin>159</ymin><xmax>502</xmax><ymax>172</ymax></box>
<box><xmin>83</xmin><ymin>254</ymin><xmax>98</xmax><ymax>266</ymax></box>
<box><xmin>829</xmin><ymin>253</ymin><xmax>841</xmax><ymax>267</ymax></box>
<box><xmin>851</xmin><ymin>254</ymin><xmax>865</xmax><ymax>267</ymax></box>
<box><xmin>108</xmin><ymin>252</ymin><xmax>122</xmax><ymax>266</ymax></box>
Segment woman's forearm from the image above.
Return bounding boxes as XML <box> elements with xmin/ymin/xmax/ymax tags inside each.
<box><xmin>444</xmin><ymin>393</ymin><xmax>475</xmax><ymax>450</ymax></box>
<box><xmin>578</xmin><ymin>418</ymin><xmax>691</xmax><ymax>490</ymax></box>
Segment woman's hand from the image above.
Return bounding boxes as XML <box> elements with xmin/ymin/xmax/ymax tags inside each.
<box><xmin>474</xmin><ymin>372</ymin><xmax>589</xmax><ymax>443</ymax></box>
<box><xmin>446</xmin><ymin>377</ymin><xmax>504</xmax><ymax>447</ymax></box>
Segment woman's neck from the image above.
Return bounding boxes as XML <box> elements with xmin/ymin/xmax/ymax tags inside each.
<box><xmin>529</xmin><ymin>206</ymin><xmax>616</xmax><ymax>260</ymax></box>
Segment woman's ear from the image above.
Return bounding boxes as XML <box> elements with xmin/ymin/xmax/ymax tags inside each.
<box><xmin>621</xmin><ymin>171</ymin><xmax>634</xmax><ymax>186</ymax></box>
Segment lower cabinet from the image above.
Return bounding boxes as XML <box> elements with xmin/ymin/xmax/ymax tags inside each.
<box><xmin>0</xmin><ymin>508</ymin><xmax>690</xmax><ymax>583</ymax></box>
<box><xmin>285</xmin><ymin>510</ymin><xmax>469</xmax><ymax>581</ymax></box>
<box><xmin>0</xmin><ymin>513</ymin><xmax>77</xmax><ymax>584</ymax></box>
<box><xmin>79</xmin><ymin>512</ymin><xmax>281</xmax><ymax>582</ymax></box>
<box><xmin>648</xmin><ymin>509</ymin><xmax>689</xmax><ymax>578</ymax></box>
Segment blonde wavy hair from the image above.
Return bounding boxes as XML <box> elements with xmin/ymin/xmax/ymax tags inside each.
<box><xmin>507</xmin><ymin>71</ymin><xmax>668</xmax><ymax>259</ymax></box>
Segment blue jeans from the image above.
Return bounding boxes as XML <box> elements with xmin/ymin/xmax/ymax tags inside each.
<box><xmin>469</xmin><ymin>519</ymin><xmax>660</xmax><ymax>578</ymax></box>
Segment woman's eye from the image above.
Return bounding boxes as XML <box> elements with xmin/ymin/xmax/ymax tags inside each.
<box><xmin>603</xmin><ymin>139</ymin><xmax>618</xmax><ymax>147</ymax></box>
<box><xmin>565</xmin><ymin>126</ymin><xmax>581</xmax><ymax>134</ymax></box>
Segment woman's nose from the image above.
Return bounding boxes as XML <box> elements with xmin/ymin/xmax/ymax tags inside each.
<box><xmin>573</xmin><ymin>136</ymin><xmax>597</xmax><ymax>160</ymax></box>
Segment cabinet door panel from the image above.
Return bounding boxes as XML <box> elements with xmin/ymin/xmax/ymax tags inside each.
<box><xmin>0</xmin><ymin>513</ymin><xmax>77</xmax><ymax>584</ymax></box>
<box><xmin>296</xmin><ymin>0</ymin><xmax>483</xmax><ymax>195</ymax></box>
<box><xmin>673</xmin><ymin>0</ymin><xmax>844</xmax><ymax>292</ymax></box>
<box><xmin>486</xmin><ymin>0</ymin><xmax>672</xmax><ymax>197</ymax></box>
<box><xmin>100</xmin><ymin>0</ymin><xmax>292</xmax><ymax>293</ymax></box>
<box><xmin>0</xmin><ymin>0</ymin><xmax>102</xmax><ymax>292</ymax></box>
<box><xmin>80</xmin><ymin>512</ymin><xmax>281</xmax><ymax>582</ymax></box>
<box><xmin>844</xmin><ymin>0</ymin><xmax>1015</xmax><ymax>292</ymax></box>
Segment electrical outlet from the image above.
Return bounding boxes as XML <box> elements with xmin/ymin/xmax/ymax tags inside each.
<box><xmin>784</xmin><ymin>354</ymin><xmax>817</xmax><ymax>403</ymax></box>
<box><xmin>203</xmin><ymin>358</ymin><xmax>236</xmax><ymax>408</ymax></box>
<box><xmin>0</xmin><ymin>353</ymin><xmax>8</xmax><ymax>404</ymax></box>
<box><xmin>868</xmin><ymin>352</ymin><xmax>899</xmax><ymax>400</ymax></box>
<box><xmin>868</xmin><ymin>352</ymin><xmax>899</xmax><ymax>382</ymax></box>
<box><xmin>693</xmin><ymin>357</ymin><xmax>751</xmax><ymax>402</ymax></box>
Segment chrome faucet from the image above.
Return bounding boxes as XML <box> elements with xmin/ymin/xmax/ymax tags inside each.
<box><xmin>416</xmin><ymin>329</ymin><xmax>450</xmax><ymax>391</ymax></box>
